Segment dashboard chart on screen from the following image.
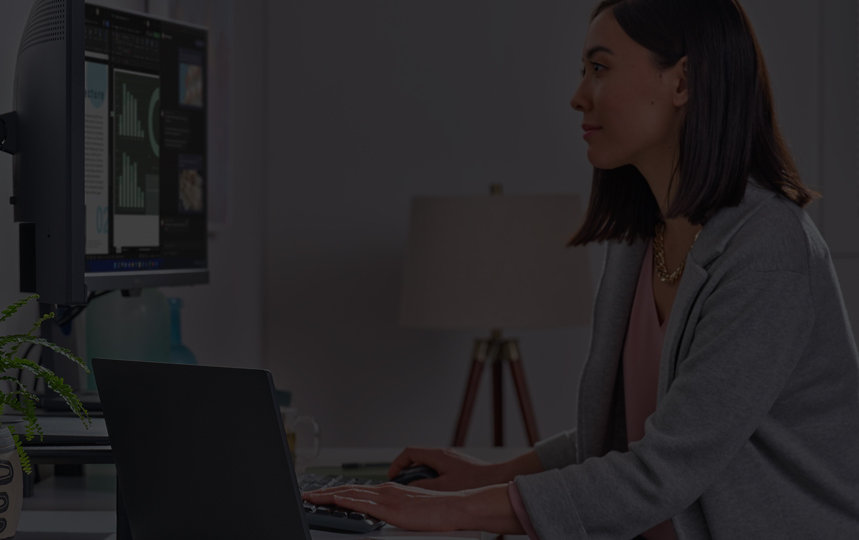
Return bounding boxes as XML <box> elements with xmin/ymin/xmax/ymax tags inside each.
<box><xmin>84</xmin><ymin>3</ymin><xmax>208</xmax><ymax>292</ymax></box>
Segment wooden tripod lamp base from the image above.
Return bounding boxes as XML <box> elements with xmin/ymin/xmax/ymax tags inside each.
<box><xmin>452</xmin><ymin>329</ymin><xmax>540</xmax><ymax>447</ymax></box>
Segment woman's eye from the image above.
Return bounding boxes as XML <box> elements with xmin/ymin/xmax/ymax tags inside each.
<box><xmin>580</xmin><ymin>63</ymin><xmax>605</xmax><ymax>78</ymax></box>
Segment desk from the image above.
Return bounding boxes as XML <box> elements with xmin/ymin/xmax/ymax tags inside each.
<box><xmin>19</xmin><ymin>421</ymin><xmax>527</xmax><ymax>540</ymax></box>
<box><xmin>17</xmin><ymin>416</ymin><xmax>109</xmax><ymax>446</ymax></box>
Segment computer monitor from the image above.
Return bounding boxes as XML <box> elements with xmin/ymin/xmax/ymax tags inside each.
<box><xmin>0</xmin><ymin>0</ymin><xmax>209</xmax><ymax>307</ymax></box>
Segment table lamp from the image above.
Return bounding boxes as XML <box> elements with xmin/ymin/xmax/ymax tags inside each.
<box><xmin>400</xmin><ymin>185</ymin><xmax>593</xmax><ymax>446</ymax></box>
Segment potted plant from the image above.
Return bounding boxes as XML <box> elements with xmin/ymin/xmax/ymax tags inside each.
<box><xmin>0</xmin><ymin>294</ymin><xmax>90</xmax><ymax>538</ymax></box>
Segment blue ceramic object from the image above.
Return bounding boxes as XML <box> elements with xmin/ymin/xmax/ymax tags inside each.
<box><xmin>168</xmin><ymin>298</ymin><xmax>196</xmax><ymax>365</ymax></box>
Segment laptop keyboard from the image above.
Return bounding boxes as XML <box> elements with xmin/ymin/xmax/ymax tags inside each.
<box><xmin>299</xmin><ymin>473</ymin><xmax>386</xmax><ymax>533</ymax></box>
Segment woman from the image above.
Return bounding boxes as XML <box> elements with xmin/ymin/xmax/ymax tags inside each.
<box><xmin>304</xmin><ymin>0</ymin><xmax>859</xmax><ymax>537</ymax></box>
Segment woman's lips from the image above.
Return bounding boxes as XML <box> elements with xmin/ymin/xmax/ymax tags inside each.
<box><xmin>583</xmin><ymin>126</ymin><xmax>601</xmax><ymax>139</ymax></box>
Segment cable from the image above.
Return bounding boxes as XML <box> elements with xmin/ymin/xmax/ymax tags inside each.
<box><xmin>26</xmin><ymin>291</ymin><xmax>113</xmax><ymax>395</ymax></box>
<box><xmin>53</xmin><ymin>290</ymin><xmax>113</xmax><ymax>328</ymax></box>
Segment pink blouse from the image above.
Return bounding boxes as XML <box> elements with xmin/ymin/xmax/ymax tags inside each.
<box><xmin>622</xmin><ymin>241</ymin><xmax>677</xmax><ymax>540</ymax></box>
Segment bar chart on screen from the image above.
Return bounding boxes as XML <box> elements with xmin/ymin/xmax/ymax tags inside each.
<box><xmin>117</xmin><ymin>153</ymin><xmax>146</xmax><ymax>210</ymax></box>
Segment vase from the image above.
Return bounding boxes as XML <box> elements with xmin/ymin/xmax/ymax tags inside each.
<box><xmin>85</xmin><ymin>288</ymin><xmax>171</xmax><ymax>390</ymax></box>
<box><xmin>168</xmin><ymin>298</ymin><xmax>196</xmax><ymax>365</ymax></box>
<box><xmin>0</xmin><ymin>428</ymin><xmax>22</xmax><ymax>539</ymax></box>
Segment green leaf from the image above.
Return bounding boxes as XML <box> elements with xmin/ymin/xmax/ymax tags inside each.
<box><xmin>0</xmin><ymin>336</ymin><xmax>89</xmax><ymax>373</ymax></box>
<box><xmin>28</xmin><ymin>311</ymin><xmax>55</xmax><ymax>337</ymax></box>
<box><xmin>0</xmin><ymin>295</ymin><xmax>91</xmax><ymax>473</ymax></box>
<box><xmin>0</xmin><ymin>294</ymin><xmax>38</xmax><ymax>325</ymax></box>
<box><xmin>9</xmin><ymin>428</ymin><xmax>32</xmax><ymax>475</ymax></box>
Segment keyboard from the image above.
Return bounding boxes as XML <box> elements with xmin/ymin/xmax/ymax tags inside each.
<box><xmin>299</xmin><ymin>473</ymin><xmax>387</xmax><ymax>533</ymax></box>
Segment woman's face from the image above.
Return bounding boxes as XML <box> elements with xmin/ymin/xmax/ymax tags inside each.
<box><xmin>571</xmin><ymin>9</ymin><xmax>687</xmax><ymax>173</ymax></box>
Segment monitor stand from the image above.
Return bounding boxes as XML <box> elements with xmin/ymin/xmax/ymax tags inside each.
<box><xmin>37</xmin><ymin>301</ymin><xmax>92</xmax><ymax>412</ymax></box>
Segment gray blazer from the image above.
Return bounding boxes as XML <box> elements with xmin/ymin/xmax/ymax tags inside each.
<box><xmin>515</xmin><ymin>182</ymin><xmax>859</xmax><ymax>539</ymax></box>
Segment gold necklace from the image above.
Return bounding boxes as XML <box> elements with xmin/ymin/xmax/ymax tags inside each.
<box><xmin>653</xmin><ymin>223</ymin><xmax>700</xmax><ymax>285</ymax></box>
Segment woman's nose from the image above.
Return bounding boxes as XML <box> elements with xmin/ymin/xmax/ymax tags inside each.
<box><xmin>570</xmin><ymin>81</ymin><xmax>589</xmax><ymax>112</ymax></box>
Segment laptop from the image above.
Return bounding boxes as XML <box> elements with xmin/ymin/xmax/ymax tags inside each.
<box><xmin>92</xmin><ymin>358</ymin><xmax>379</xmax><ymax>539</ymax></box>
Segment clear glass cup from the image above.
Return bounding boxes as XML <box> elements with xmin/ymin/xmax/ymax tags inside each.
<box><xmin>280</xmin><ymin>407</ymin><xmax>320</xmax><ymax>472</ymax></box>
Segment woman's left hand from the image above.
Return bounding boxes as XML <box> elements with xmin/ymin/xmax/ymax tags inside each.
<box><xmin>302</xmin><ymin>482</ymin><xmax>522</xmax><ymax>533</ymax></box>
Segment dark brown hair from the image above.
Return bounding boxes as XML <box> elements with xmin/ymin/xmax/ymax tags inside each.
<box><xmin>570</xmin><ymin>0</ymin><xmax>817</xmax><ymax>246</ymax></box>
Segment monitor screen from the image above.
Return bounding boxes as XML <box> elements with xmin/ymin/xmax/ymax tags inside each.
<box><xmin>83</xmin><ymin>3</ymin><xmax>208</xmax><ymax>292</ymax></box>
<box><xmin>3</xmin><ymin>0</ymin><xmax>208</xmax><ymax>306</ymax></box>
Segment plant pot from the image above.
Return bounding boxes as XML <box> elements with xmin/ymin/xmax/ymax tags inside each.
<box><xmin>0</xmin><ymin>428</ymin><xmax>22</xmax><ymax>539</ymax></box>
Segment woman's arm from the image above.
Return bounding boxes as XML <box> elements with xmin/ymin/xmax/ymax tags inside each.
<box><xmin>463</xmin><ymin>484</ymin><xmax>527</xmax><ymax>534</ymax></box>
<box><xmin>386</xmin><ymin>447</ymin><xmax>547</xmax><ymax>491</ymax></box>
<box><xmin>494</xmin><ymin>450</ymin><xmax>545</xmax><ymax>482</ymax></box>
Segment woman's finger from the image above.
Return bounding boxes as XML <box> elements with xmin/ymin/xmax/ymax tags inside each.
<box><xmin>388</xmin><ymin>446</ymin><xmax>436</xmax><ymax>478</ymax></box>
<box><xmin>303</xmin><ymin>486</ymin><xmax>410</xmax><ymax>526</ymax></box>
<box><xmin>407</xmin><ymin>478</ymin><xmax>434</xmax><ymax>489</ymax></box>
<box><xmin>326</xmin><ymin>493</ymin><xmax>387</xmax><ymax>519</ymax></box>
<box><xmin>303</xmin><ymin>486</ymin><xmax>378</xmax><ymax>500</ymax></box>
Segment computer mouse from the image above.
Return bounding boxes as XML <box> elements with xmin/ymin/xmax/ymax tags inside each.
<box><xmin>391</xmin><ymin>465</ymin><xmax>439</xmax><ymax>485</ymax></box>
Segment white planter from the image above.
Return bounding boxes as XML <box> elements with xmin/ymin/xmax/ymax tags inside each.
<box><xmin>0</xmin><ymin>428</ymin><xmax>22</xmax><ymax>539</ymax></box>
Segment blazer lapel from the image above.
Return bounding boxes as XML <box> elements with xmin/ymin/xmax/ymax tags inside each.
<box><xmin>577</xmin><ymin>239</ymin><xmax>647</xmax><ymax>460</ymax></box>
<box><xmin>659</xmin><ymin>260</ymin><xmax>708</xmax><ymax>396</ymax></box>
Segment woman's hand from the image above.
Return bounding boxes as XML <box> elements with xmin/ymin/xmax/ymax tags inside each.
<box><xmin>386</xmin><ymin>447</ymin><xmax>507</xmax><ymax>491</ymax></box>
<box><xmin>302</xmin><ymin>482</ymin><xmax>523</xmax><ymax>534</ymax></box>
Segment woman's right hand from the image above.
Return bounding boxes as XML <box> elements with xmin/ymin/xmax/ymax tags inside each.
<box><xmin>387</xmin><ymin>447</ymin><xmax>510</xmax><ymax>491</ymax></box>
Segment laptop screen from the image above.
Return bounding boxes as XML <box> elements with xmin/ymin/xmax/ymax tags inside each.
<box><xmin>93</xmin><ymin>358</ymin><xmax>312</xmax><ymax>539</ymax></box>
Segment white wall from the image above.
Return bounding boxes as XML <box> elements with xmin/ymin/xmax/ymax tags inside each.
<box><xmin>263</xmin><ymin>0</ymin><xmax>598</xmax><ymax>448</ymax></box>
<box><xmin>818</xmin><ymin>0</ymin><xmax>859</xmax><ymax>332</ymax></box>
<box><xmin>149</xmin><ymin>0</ymin><xmax>267</xmax><ymax>372</ymax></box>
<box><xmin>262</xmin><ymin>0</ymin><xmax>859</xmax><ymax>449</ymax></box>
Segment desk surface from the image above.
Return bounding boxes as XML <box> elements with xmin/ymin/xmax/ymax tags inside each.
<box><xmin>21</xmin><ymin>445</ymin><xmax>528</xmax><ymax>540</ymax></box>
<box><xmin>18</xmin><ymin>415</ymin><xmax>109</xmax><ymax>446</ymax></box>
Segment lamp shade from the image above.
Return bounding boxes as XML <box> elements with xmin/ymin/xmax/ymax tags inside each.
<box><xmin>399</xmin><ymin>194</ymin><xmax>592</xmax><ymax>330</ymax></box>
